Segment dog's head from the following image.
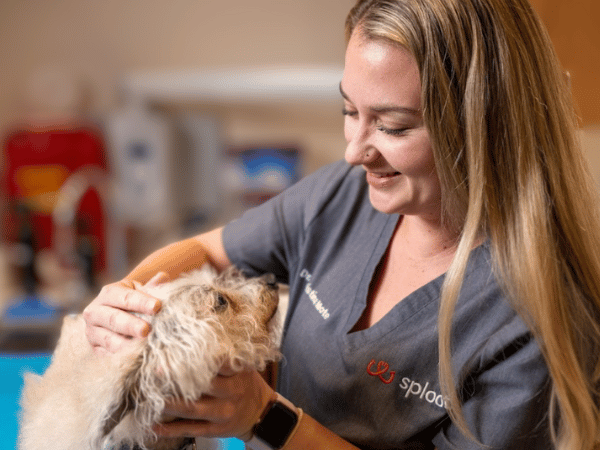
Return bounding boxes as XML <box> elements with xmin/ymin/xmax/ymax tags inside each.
<box><xmin>150</xmin><ymin>266</ymin><xmax>280</xmax><ymax>369</ymax></box>
<box><xmin>101</xmin><ymin>266</ymin><xmax>281</xmax><ymax>449</ymax></box>
<box><xmin>171</xmin><ymin>266</ymin><xmax>279</xmax><ymax>332</ymax></box>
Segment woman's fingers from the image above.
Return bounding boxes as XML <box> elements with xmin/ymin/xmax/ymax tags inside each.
<box><xmin>96</xmin><ymin>282</ymin><xmax>161</xmax><ymax>315</ymax></box>
<box><xmin>86</xmin><ymin>324</ymin><xmax>135</xmax><ymax>354</ymax></box>
<box><xmin>154</xmin><ymin>370</ymin><xmax>275</xmax><ymax>440</ymax></box>
<box><xmin>153</xmin><ymin>419</ymin><xmax>216</xmax><ymax>439</ymax></box>
<box><xmin>161</xmin><ymin>396</ymin><xmax>230</xmax><ymax>422</ymax></box>
<box><xmin>83</xmin><ymin>279</ymin><xmax>163</xmax><ymax>352</ymax></box>
<box><xmin>84</xmin><ymin>303</ymin><xmax>149</xmax><ymax>337</ymax></box>
<box><xmin>84</xmin><ymin>301</ymin><xmax>151</xmax><ymax>338</ymax></box>
<box><xmin>155</xmin><ymin>396</ymin><xmax>239</xmax><ymax>439</ymax></box>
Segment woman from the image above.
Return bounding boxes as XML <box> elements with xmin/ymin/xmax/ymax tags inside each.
<box><xmin>84</xmin><ymin>0</ymin><xmax>600</xmax><ymax>448</ymax></box>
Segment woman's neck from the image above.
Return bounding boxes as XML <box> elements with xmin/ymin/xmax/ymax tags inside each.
<box><xmin>393</xmin><ymin>214</ymin><xmax>461</xmax><ymax>261</ymax></box>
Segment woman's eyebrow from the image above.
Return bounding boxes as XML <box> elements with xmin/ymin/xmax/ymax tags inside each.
<box><xmin>339</xmin><ymin>82</ymin><xmax>420</xmax><ymax>116</ymax></box>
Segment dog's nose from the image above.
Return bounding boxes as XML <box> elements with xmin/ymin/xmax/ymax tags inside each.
<box><xmin>262</xmin><ymin>273</ymin><xmax>278</xmax><ymax>289</ymax></box>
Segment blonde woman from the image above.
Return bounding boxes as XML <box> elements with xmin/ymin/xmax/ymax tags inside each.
<box><xmin>84</xmin><ymin>0</ymin><xmax>600</xmax><ymax>448</ymax></box>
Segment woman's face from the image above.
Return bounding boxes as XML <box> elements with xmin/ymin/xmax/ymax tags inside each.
<box><xmin>341</xmin><ymin>31</ymin><xmax>442</xmax><ymax>221</ymax></box>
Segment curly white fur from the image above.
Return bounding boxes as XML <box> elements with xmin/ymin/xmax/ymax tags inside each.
<box><xmin>18</xmin><ymin>265</ymin><xmax>281</xmax><ymax>450</ymax></box>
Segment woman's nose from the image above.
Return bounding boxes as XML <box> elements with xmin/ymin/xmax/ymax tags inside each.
<box><xmin>344</xmin><ymin>122</ymin><xmax>378</xmax><ymax>166</ymax></box>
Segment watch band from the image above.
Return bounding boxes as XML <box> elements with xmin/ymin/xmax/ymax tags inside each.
<box><xmin>245</xmin><ymin>393</ymin><xmax>303</xmax><ymax>450</ymax></box>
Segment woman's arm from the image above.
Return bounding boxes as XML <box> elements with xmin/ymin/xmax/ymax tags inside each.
<box><xmin>83</xmin><ymin>227</ymin><xmax>231</xmax><ymax>353</ymax></box>
<box><xmin>283</xmin><ymin>414</ymin><xmax>362</xmax><ymax>450</ymax></box>
<box><xmin>123</xmin><ymin>227</ymin><xmax>231</xmax><ymax>283</ymax></box>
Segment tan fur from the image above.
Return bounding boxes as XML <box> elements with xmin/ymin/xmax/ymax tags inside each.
<box><xmin>18</xmin><ymin>265</ymin><xmax>281</xmax><ymax>450</ymax></box>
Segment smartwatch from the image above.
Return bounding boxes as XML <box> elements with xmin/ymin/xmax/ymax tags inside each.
<box><xmin>245</xmin><ymin>394</ymin><xmax>301</xmax><ymax>450</ymax></box>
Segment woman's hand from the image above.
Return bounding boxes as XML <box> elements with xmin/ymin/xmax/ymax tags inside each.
<box><xmin>83</xmin><ymin>273</ymin><xmax>167</xmax><ymax>354</ymax></box>
<box><xmin>153</xmin><ymin>368</ymin><xmax>275</xmax><ymax>441</ymax></box>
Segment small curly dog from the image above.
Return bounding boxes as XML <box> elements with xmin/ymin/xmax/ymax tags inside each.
<box><xmin>18</xmin><ymin>265</ymin><xmax>281</xmax><ymax>450</ymax></box>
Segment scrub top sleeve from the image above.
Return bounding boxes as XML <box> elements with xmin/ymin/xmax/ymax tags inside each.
<box><xmin>432</xmin><ymin>334</ymin><xmax>551</xmax><ymax>450</ymax></box>
<box><xmin>222</xmin><ymin>192</ymin><xmax>298</xmax><ymax>281</ymax></box>
<box><xmin>223</xmin><ymin>160</ymin><xmax>353</xmax><ymax>283</ymax></box>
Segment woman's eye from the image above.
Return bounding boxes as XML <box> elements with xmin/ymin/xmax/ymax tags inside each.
<box><xmin>214</xmin><ymin>293</ymin><xmax>229</xmax><ymax>312</ymax></box>
<box><xmin>342</xmin><ymin>108</ymin><xmax>358</xmax><ymax>117</ymax></box>
<box><xmin>376</xmin><ymin>125</ymin><xmax>408</xmax><ymax>136</ymax></box>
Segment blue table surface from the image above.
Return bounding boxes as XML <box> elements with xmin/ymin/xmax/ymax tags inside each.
<box><xmin>1</xmin><ymin>353</ymin><xmax>245</xmax><ymax>450</ymax></box>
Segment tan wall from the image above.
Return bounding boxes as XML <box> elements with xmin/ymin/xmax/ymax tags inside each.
<box><xmin>0</xmin><ymin>1</ymin><xmax>352</xmax><ymax>114</ymax></box>
<box><xmin>530</xmin><ymin>0</ymin><xmax>600</xmax><ymax>125</ymax></box>
<box><xmin>529</xmin><ymin>0</ymin><xmax>600</xmax><ymax>183</ymax></box>
<box><xmin>0</xmin><ymin>1</ymin><xmax>355</xmax><ymax>173</ymax></box>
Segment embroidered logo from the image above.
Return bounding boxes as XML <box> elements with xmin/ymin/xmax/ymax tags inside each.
<box><xmin>366</xmin><ymin>359</ymin><xmax>448</xmax><ymax>409</ymax></box>
<box><xmin>367</xmin><ymin>359</ymin><xmax>396</xmax><ymax>384</ymax></box>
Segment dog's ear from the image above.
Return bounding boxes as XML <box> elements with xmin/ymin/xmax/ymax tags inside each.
<box><xmin>100</xmin><ymin>356</ymin><xmax>142</xmax><ymax>438</ymax></box>
<box><xmin>256</xmin><ymin>275</ymin><xmax>280</xmax><ymax>327</ymax></box>
<box><xmin>259</xmin><ymin>293</ymin><xmax>279</xmax><ymax>326</ymax></box>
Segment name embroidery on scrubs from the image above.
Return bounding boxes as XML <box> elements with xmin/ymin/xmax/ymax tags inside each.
<box><xmin>299</xmin><ymin>269</ymin><xmax>330</xmax><ymax>320</ymax></box>
<box><xmin>399</xmin><ymin>377</ymin><xmax>447</xmax><ymax>408</ymax></box>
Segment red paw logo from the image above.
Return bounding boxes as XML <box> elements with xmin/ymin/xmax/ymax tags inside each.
<box><xmin>367</xmin><ymin>359</ymin><xmax>396</xmax><ymax>384</ymax></box>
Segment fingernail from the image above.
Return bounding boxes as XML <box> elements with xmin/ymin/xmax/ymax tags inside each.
<box><xmin>140</xmin><ymin>322</ymin><xmax>151</xmax><ymax>337</ymax></box>
<box><xmin>152</xmin><ymin>300</ymin><xmax>162</xmax><ymax>314</ymax></box>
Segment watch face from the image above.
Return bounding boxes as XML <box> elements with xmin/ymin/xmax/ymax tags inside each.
<box><xmin>255</xmin><ymin>401</ymin><xmax>299</xmax><ymax>449</ymax></box>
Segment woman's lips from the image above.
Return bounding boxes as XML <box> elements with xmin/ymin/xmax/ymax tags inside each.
<box><xmin>369</xmin><ymin>171</ymin><xmax>400</xmax><ymax>178</ymax></box>
<box><xmin>366</xmin><ymin>171</ymin><xmax>401</xmax><ymax>187</ymax></box>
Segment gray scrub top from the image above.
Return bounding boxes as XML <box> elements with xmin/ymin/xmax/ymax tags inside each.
<box><xmin>224</xmin><ymin>160</ymin><xmax>551</xmax><ymax>449</ymax></box>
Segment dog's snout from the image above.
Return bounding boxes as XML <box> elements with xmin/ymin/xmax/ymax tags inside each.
<box><xmin>261</xmin><ymin>273</ymin><xmax>278</xmax><ymax>289</ymax></box>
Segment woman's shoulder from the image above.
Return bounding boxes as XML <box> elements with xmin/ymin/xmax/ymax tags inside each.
<box><xmin>286</xmin><ymin>160</ymin><xmax>370</xmax><ymax>225</ymax></box>
<box><xmin>298</xmin><ymin>160</ymin><xmax>365</xmax><ymax>197</ymax></box>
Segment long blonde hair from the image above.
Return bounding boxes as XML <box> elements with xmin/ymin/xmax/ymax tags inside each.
<box><xmin>346</xmin><ymin>0</ymin><xmax>600</xmax><ymax>449</ymax></box>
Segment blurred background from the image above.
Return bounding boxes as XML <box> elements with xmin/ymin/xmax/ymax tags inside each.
<box><xmin>0</xmin><ymin>0</ymin><xmax>597</xmax><ymax>448</ymax></box>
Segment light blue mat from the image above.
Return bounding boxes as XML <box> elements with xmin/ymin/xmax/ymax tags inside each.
<box><xmin>1</xmin><ymin>353</ymin><xmax>245</xmax><ymax>450</ymax></box>
<box><xmin>1</xmin><ymin>353</ymin><xmax>51</xmax><ymax>450</ymax></box>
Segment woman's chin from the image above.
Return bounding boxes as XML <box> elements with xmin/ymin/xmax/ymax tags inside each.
<box><xmin>368</xmin><ymin>190</ymin><xmax>403</xmax><ymax>215</ymax></box>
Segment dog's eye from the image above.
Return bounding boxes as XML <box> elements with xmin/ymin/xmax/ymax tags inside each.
<box><xmin>214</xmin><ymin>293</ymin><xmax>229</xmax><ymax>312</ymax></box>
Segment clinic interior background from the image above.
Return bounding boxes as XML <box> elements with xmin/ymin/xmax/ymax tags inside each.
<box><xmin>0</xmin><ymin>0</ymin><xmax>598</xmax><ymax>327</ymax></box>
<box><xmin>0</xmin><ymin>2</ymin><xmax>597</xmax><ymax>448</ymax></box>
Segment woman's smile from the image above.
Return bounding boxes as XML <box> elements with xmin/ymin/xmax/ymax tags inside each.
<box><xmin>365</xmin><ymin>170</ymin><xmax>402</xmax><ymax>187</ymax></box>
